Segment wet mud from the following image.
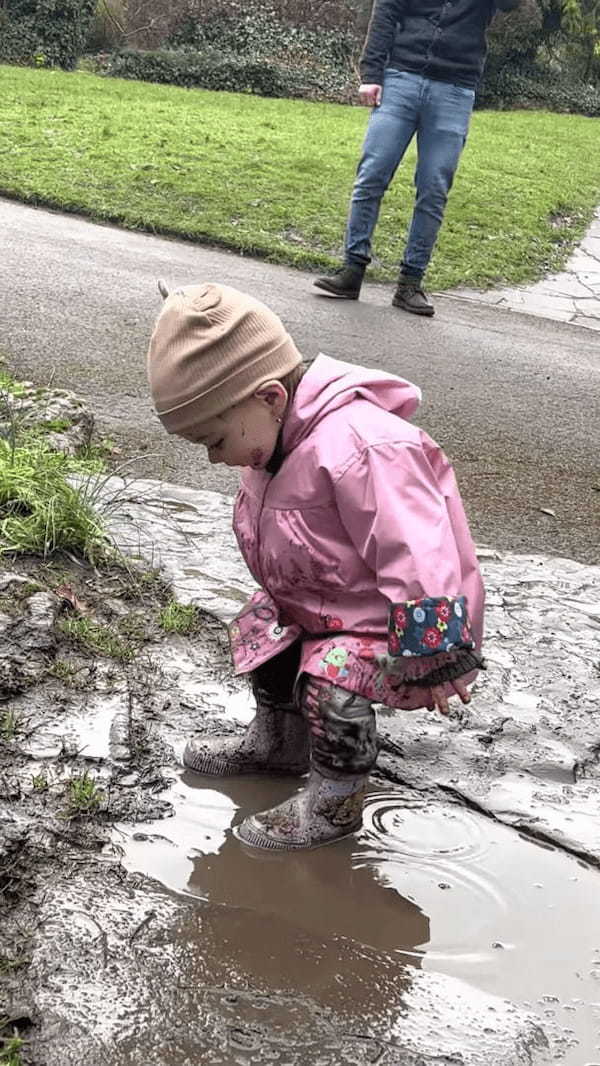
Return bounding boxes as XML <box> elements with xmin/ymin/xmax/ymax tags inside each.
<box><xmin>1</xmin><ymin>477</ymin><xmax>599</xmax><ymax>1065</ymax></box>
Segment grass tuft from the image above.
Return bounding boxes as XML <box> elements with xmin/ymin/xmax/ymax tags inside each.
<box><xmin>0</xmin><ymin>952</ymin><xmax>30</xmax><ymax>976</ymax></box>
<box><xmin>0</xmin><ymin>366</ymin><xmax>27</xmax><ymax>398</ymax></box>
<box><xmin>47</xmin><ymin>659</ymin><xmax>79</xmax><ymax>684</ymax></box>
<box><xmin>59</xmin><ymin>616</ymin><xmax>135</xmax><ymax>662</ymax></box>
<box><xmin>0</xmin><ymin>1029</ymin><xmax>25</xmax><ymax>1066</ymax></box>
<box><xmin>158</xmin><ymin>599</ymin><xmax>199</xmax><ymax>635</ymax></box>
<box><xmin>64</xmin><ymin>770</ymin><xmax>105</xmax><ymax>817</ymax></box>
<box><xmin>0</xmin><ymin>438</ymin><xmax>110</xmax><ymax>561</ymax></box>
<box><xmin>0</xmin><ymin>708</ymin><xmax>19</xmax><ymax>740</ymax></box>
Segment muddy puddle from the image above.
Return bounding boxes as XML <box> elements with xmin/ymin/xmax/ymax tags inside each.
<box><xmin>4</xmin><ymin>389</ymin><xmax>600</xmax><ymax>1062</ymax></box>
<box><xmin>114</xmin><ymin>729</ymin><xmax>600</xmax><ymax>1065</ymax></box>
<box><xmin>102</xmin><ymin>479</ymin><xmax>600</xmax><ymax>1064</ymax></box>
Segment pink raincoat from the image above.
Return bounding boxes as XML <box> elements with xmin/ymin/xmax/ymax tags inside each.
<box><xmin>230</xmin><ymin>355</ymin><xmax>484</xmax><ymax>709</ymax></box>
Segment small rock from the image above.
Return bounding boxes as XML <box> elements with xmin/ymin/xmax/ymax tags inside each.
<box><xmin>119</xmin><ymin>773</ymin><xmax>140</xmax><ymax>787</ymax></box>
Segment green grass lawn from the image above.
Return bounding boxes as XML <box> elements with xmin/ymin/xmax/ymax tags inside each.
<box><xmin>1</xmin><ymin>64</ymin><xmax>599</xmax><ymax>289</ymax></box>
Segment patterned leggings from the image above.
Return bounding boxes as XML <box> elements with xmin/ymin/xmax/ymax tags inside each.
<box><xmin>252</xmin><ymin>644</ymin><xmax>378</xmax><ymax>776</ymax></box>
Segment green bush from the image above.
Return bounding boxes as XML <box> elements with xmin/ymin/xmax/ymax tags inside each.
<box><xmin>169</xmin><ymin>6</ymin><xmax>355</xmax><ymax>68</ymax></box>
<box><xmin>104</xmin><ymin>0</ymin><xmax>357</xmax><ymax>102</ymax></box>
<box><xmin>0</xmin><ymin>0</ymin><xmax>96</xmax><ymax>69</ymax></box>
<box><xmin>478</xmin><ymin>64</ymin><xmax>600</xmax><ymax>116</ymax></box>
<box><xmin>106</xmin><ymin>46</ymin><xmax>355</xmax><ymax>102</ymax></box>
<box><xmin>487</xmin><ymin>0</ymin><xmax>545</xmax><ymax>64</ymax></box>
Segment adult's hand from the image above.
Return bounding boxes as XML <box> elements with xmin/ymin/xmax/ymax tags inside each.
<box><xmin>358</xmin><ymin>83</ymin><xmax>382</xmax><ymax>107</ymax></box>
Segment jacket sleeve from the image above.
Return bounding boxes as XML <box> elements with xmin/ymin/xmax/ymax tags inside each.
<box><xmin>333</xmin><ymin>441</ymin><xmax>462</xmax><ymax>604</ymax></box>
<box><xmin>333</xmin><ymin>442</ymin><xmax>483</xmax><ymax>685</ymax></box>
<box><xmin>359</xmin><ymin>0</ymin><xmax>408</xmax><ymax>84</ymax></box>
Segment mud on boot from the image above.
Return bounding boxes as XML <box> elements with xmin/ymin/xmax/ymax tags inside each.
<box><xmin>237</xmin><ymin>679</ymin><xmax>378</xmax><ymax>850</ymax></box>
<box><xmin>183</xmin><ymin>703</ymin><xmax>309</xmax><ymax>776</ymax></box>
<box><xmin>237</xmin><ymin>766</ymin><xmax>368</xmax><ymax>849</ymax></box>
<box><xmin>184</xmin><ymin>648</ymin><xmax>309</xmax><ymax>776</ymax></box>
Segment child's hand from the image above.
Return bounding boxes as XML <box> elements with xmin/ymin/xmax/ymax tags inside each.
<box><xmin>426</xmin><ymin>679</ymin><xmax>471</xmax><ymax>716</ymax></box>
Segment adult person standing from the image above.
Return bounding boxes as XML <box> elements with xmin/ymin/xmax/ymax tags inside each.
<box><xmin>314</xmin><ymin>0</ymin><xmax>520</xmax><ymax>317</ymax></box>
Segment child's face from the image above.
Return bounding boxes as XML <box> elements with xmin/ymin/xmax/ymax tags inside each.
<box><xmin>183</xmin><ymin>383</ymin><xmax>288</xmax><ymax>469</ymax></box>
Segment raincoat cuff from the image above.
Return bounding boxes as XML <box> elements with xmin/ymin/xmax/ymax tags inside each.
<box><xmin>388</xmin><ymin>596</ymin><xmax>475</xmax><ymax>658</ymax></box>
<box><xmin>407</xmin><ymin>648</ymin><xmax>485</xmax><ymax>688</ymax></box>
<box><xmin>376</xmin><ymin>647</ymin><xmax>485</xmax><ymax>686</ymax></box>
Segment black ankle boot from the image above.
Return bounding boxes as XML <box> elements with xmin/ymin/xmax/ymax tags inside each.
<box><xmin>392</xmin><ymin>276</ymin><xmax>435</xmax><ymax>317</ymax></box>
<box><xmin>314</xmin><ymin>264</ymin><xmax>365</xmax><ymax>300</ymax></box>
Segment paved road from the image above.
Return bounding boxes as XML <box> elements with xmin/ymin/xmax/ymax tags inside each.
<box><xmin>2</xmin><ymin>197</ymin><xmax>599</xmax><ymax>562</ymax></box>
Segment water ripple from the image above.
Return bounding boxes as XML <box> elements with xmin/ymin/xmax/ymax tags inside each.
<box><xmin>362</xmin><ymin>794</ymin><xmax>490</xmax><ymax>863</ymax></box>
<box><xmin>357</xmin><ymin>792</ymin><xmax>511</xmax><ymax>961</ymax></box>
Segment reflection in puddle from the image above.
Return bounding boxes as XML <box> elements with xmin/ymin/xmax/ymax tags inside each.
<box><xmin>23</xmin><ymin>689</ymin><xmax>125</xmax><ymax>762</ymax></box>
<box><xmin>501</xmin><ymin>686</ymin><xmax>541</xmax><ymax>724</ymax></box>
<box><xmin>117</xmin><ymin>770</ymin><xmax>600</xmax><ymax>1064</ymax></box>
<box><xmin>118</xmin><ymin>773</ymin><xmax>427</xmax><ymax>963</ymax></box>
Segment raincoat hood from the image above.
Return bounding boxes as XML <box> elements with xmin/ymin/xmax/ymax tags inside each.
<box><xmin>282</xmin><ymin>354</ymin><xmax>422</xmax><ymax>453</ymax></box>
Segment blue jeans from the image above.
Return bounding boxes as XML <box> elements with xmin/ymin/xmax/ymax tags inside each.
<box><xmin>345</xmin><ymin>70</ymin><xmax>475</xmax><ymax>280</ymax></box>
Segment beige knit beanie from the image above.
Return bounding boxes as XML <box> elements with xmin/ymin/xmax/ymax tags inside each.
<box><xmin>147</xmin><ymin>282</ymin><xmax>302</xmax><ymax>436</ymax></box>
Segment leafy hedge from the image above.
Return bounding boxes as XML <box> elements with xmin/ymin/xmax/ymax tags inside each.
<box><xmin>107</xmin><ymin>45</ymin><xmax>600</xmax><ymax>118</ymax></box>
<box><xmin>170</xmin><ymin>7</ymin><xmax>355</xmax><ymax>69</ymax></box>
<box><xmin>0</xmin><ymin>0</ymin><xmax>96</xmax><ymax>69</ymax></box>
<box><xmin>478</xmin><ymin>65</ymin><xmax>600</xmax><ymax>117</ymax></box>
<box><xmin>105</xmin><ymin>1</ymin><xmax>357</xmax><ymax>102</ymax></box>
<box><xmin>106</xmin><ymin>46</ymin><xmax>355</xmax><ymax>102</ymax></box>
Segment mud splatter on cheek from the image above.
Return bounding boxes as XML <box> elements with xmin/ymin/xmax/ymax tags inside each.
<box><xmin>251</xmin><ymin>448</ymin><xmax>264</xmax><ymax>468</ymax></box>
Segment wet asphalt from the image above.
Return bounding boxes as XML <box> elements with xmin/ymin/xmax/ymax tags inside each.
<box><xmin>1</xmin><ymin>196</ymin><xmax>599</xmax><ymax>562</ymax></box>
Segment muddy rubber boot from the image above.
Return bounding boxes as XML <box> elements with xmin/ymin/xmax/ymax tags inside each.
<box><xmin>313</xmin><ymin>264</ymin><xmax>365</xmax><ymax>300</ymax></box>
<box><xmin>392</xmin><ymin>276</ymin><xmax>435</xmax><ymax>317</ymax></box>
<box><xmin>237</xmin><ymin>680</ymin><xmax>378</xmax><ymax>850</ymax></box>
<box><xmin>183</xmin><ymin>680</ymin><xmax>310</xmax><ymax>777</ymax></box>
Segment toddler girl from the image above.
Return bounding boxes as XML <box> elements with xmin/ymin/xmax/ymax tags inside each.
<box><xmin>147</xmin><ymin>282</ymin><xmax>484</xmax><ymax>851</ymax></box>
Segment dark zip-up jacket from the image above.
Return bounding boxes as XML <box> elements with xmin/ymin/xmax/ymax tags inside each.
<box><xmin>360</xmin><ymin>0</ymin><xmax>520</xmax><ymax>89</ymax></box>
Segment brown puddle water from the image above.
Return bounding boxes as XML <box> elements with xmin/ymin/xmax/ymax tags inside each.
<box><xmin>117</xmin><ymin>764</ymin><xmax>600</xmax><ymax>1064</ymax></box>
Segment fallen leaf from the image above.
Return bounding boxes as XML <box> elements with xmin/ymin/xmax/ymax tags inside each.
<box><xmin>55</xmin><ymin>584</ymin><xmax>87</xmax><ymax>614</ymax></box>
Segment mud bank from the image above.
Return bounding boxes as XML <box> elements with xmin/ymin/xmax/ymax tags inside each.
<box><xmin>1</xmin><ymin>473</ymin><xmax>599</xmax><ymax>1065</ymax></box>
